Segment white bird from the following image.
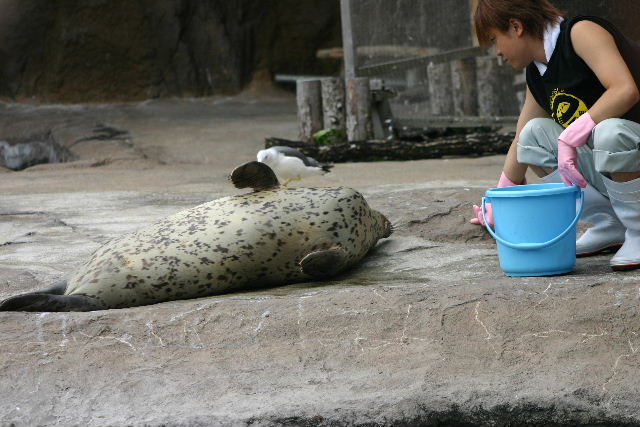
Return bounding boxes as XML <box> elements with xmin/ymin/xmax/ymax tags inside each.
<box><xmin>256</xmin><ymin>146</ymin><xmax>333</xmax><ymax>186</ymax></box>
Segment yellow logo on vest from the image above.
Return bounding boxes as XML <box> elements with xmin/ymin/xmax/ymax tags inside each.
<box><xmin>550</xmin><ymin>90</ymin><xmax>588</xmax><ymax>128</ymax></box>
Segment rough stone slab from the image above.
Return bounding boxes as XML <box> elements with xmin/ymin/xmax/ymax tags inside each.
<box><xmin>1</xmin><ymin>97</ymin><xmax>639</xmax><ymax>426</ymax></box>
<box><xmin>2</xmin><ymin>187</ymin><xmax>640</xmax><ymax>426</ymax></box>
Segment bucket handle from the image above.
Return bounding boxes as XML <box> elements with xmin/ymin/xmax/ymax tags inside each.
<box><xmin>481</xmin><ymin>188</ymin><xmax>584</xmax><ymax>251</ymax></box>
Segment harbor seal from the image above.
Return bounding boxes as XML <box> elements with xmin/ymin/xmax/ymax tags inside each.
<box><xmin>0</xmin><ymin>161</ymin><xmax>392</xmax><ymax>311</ymax></box>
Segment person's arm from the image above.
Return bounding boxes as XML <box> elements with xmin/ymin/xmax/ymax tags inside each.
<box><xmin>571</xmin><ymin>20</ymin><xmax>640</xmax><ymax>122</ymax></box>
<box><xmin>555</xmin><ymin>21</ymin><xmax>640</xmax><ymax>187</ymax></box>
<box><xmin>502</xmin><ymin>86</ymin><xmax>549</xmax><ymax>184</ymax></box>
<box><xmin>469</xmin><ymin>86</ymin><xmax>548</xmax><ymax>226</ymax></box>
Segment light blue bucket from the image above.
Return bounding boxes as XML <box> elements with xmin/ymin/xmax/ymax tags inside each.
<box><xmin>482</xmin><ymin>183</ymin><xmax>584</xmax><ymax>277</ymax></box>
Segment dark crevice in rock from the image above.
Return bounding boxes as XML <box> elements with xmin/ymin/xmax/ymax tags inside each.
<box><xmin>0</xmin><ymin>211</ymin><xmax>49</xmax><ymax>216</ymax></box>
<box><xmin>0</xmin><ymin>241</ymin><xmax>28</xmax><ymax>246</ymax></box>
<box><xmin>263</xmin><ymin>406</ymin><xmax>640</xmax><ymax>427</ymax></box>
<box><xmin>69</xmin><ymin>124</ymin><xmax>131</xmax><ymax>147</ymax></box>
<box><xmin>395</xmin><ymin>245</ymin><xmax>440</xmax><ymax>253</ymax></box>
<box><xmin>49</xmin><ymin>218</ymin><xmax>78</xmax><ymax>232</ymax></box>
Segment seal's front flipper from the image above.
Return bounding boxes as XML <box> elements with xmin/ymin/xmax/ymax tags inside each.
<box><xmin>299</xmin><ymin>246</ymin><xmax>348</xmax><ymax>278</ymax></box>
<box><xmin>230</xmin><ymin>161</ymin><xmax>280</xmax><ymax>191</ymax></box>
<box><xmin>0</xmin><ymin>293</ymin><xmax>105</xmax><ymax>312</ymax></box>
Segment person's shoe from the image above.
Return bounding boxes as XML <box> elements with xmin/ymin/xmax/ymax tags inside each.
<box><xmin>543</xmin><ymin>171</ymin><xmax>625</xmax><ymax>257</ymax></box>
<box><xmin>602</xmin><ymin>176</ymin><xmax>640</xmax><ymax>271</ymax></box>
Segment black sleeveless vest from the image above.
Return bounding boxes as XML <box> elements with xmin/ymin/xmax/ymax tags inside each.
<box><xmin>526</xmin><ymin>16</ymin><xmax>640</xmax><ymax>127</ymax></box>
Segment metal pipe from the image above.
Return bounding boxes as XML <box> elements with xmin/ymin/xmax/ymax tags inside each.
<box><xmin>340</xmin><ymin>0</ymin><xmax>357</xmax><ymax>79</ymax></box>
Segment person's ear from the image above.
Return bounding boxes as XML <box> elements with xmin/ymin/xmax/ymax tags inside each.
<box><xmin>508</xmin><ymin>18</ymin><xmax>524</xmax><ymax>36</ymax></box>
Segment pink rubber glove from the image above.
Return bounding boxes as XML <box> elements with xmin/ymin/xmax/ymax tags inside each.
<box><xmin>557</xmin><ymin>112</ymin><xmax>595</xmax><ymax>188</ymax></box>
<box><xmin>471</xmin><ymin>203</ymin><xmax>494</xmax><ymax>227</ymax></box>
<box><xmin>470</xmin><ymin>172</ymin><xmax>524</xmax><ymax>226</ymax></box>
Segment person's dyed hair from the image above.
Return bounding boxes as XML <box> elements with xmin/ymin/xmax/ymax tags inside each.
<box><xmin>474</xmin><ymin>0</ymin><xmax>566</xmax><ymax>46</ymax></box>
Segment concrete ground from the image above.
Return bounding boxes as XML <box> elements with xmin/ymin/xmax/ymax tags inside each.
<box><xmin>1</xmin><ymin>94</ymin><xmax>639</xmax><ymax>426</ymax></box>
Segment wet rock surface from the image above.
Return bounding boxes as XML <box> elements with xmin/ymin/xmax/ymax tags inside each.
<box><xmin>1</xmin><ymin>97</ymin><xmax>640</xmax><ymax>426</ymax></box>
<box><xmin>0</xmin><ymin>134</ymin><xmax>75</xmax><ymax>170</ymax></box>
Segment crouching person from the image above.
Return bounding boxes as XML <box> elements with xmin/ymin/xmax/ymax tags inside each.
<box><xmin>470</xmin><ymin>0</ymin><xmax>640</xmax><ymax>271</ymax></box>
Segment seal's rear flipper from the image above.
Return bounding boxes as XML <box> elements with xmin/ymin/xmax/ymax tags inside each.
<box><xmin>230</xmin><ymin>161</ymin><xmax>280</xmax><ymax>191</ymax></box>
<box><xmin>0</xmin><ymin>293</ymin><xmax>106</xmax><ymax>312</ymax></box>
<box><xmin>299</xmin><ymin>246</ymin><xmax>347</xmax><ymax>278</ymax></box>
<box><xmin>34</xmin><ymin>281</ymin><xmax>68</xmax><ymax>295</ymax></box>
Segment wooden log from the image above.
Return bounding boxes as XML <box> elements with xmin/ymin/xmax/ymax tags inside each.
<box><xmin>296</xmin><ymin>79</ymin><xmax>323</xmax><ymax>143</ymax></box>
<box><xmin>475</xmin><ymin>56</ymin><xmax>520</xmax><ymax>117</ymax></box>
<box><xmin>427</xmin><ymin>62</ymin><xmax>453</xmax><ymax>116</ymax></box>
<box><xmin>265</xmin><ymin>131</ymin><xmax>514</xmax><ymax>163</ymax></box>
<box><xmin>469</xmin><ymin>0</ymin><xmax>480</xmax><ymax>46</ymax></box>
<box><xmin>406</xmin><ymin>68</ymin><xmax>421</xmax><ymax>88</ymax></box>
<box><xmin>475</xmin><ymin>56</ymin><xmax>501</xmax><ymax>116</ymax></box>
<box><xmin>450</xmin><ymin>58</ymin><xmax>478</xmax><ymax>116</ymax></box>
<box><xmin>321</xmin><ymin>78</ymin><xmax>346</xmax><ymax>132</ymax></box>
<box><xmin>346</xmin><ymin>77</ymin><xmax>373</xmax><ymax>141</ymax></box>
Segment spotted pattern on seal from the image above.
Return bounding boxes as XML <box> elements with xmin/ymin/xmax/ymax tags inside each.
<box><xmin>64</xmin><ymin>187</ymin><xmax>391</xmax><ymax>309</ymax></box>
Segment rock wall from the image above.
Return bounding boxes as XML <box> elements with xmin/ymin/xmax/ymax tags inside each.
<box><xmin>1</xmin><ymin>0</ymin><xmax>638</xmax><ymax>104</ymax></box>
<box><xmin>0</xmin><ymin>0</ymin><xmax>342</xmax><ymax>102</ymax></box>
